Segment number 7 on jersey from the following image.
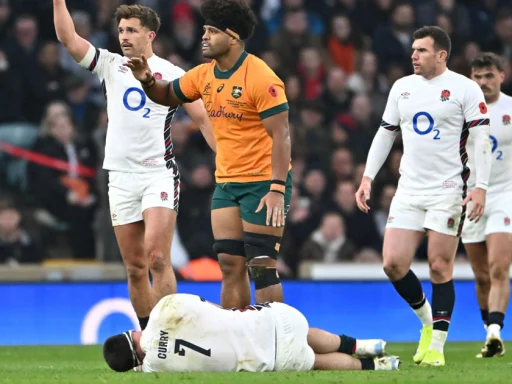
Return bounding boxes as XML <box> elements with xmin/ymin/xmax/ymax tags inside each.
<box><xmin>174</xmin><ymin>339</ymin><xmax>211</xmax><ymax>357</ymax></box>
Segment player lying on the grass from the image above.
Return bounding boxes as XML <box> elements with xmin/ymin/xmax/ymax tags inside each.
<box><xmin>103</xmin><ymin>293</ymin><xmax>401</xmax><ymax>373</ymax></box>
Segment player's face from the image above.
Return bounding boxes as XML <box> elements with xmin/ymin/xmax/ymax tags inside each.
<box><xmin>202</xmin><ymin>26</ymin><xmax>231</xmax><ymax>59</ymax></box>
<box><xmin>118</xmin><ymin>18</ymin><xmax>155</xmax><ymax>58</ymax></box>
<box><xmin>411</xmin><ymin>37</ymin><xmax>445</xmax><ymax>78</ymax></box>
<box><xmin>471</xmin><ymin>66</ymin><xmax>504</xmax><ymax>102</ymax></box>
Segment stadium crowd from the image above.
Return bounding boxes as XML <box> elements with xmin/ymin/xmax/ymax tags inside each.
<box><xmin>0</xmin><ymin>0</ymin><xmax>511</xmax><ymax>277</ymax></box>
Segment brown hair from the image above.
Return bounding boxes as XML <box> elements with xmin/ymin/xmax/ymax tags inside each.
<box><xmin>413</xmin><ymin>26</ymin><xmax>452</xmax><ymax>61</ymax></box>
<box><xmin>115</xmin><ymin>5</ymin><xmax>161</xmax><ymax>34</ymax></box>
<box><xmin>471</xmin><ymin>52</ymin><xmax>505</xmax><ymax>73</ymax></box>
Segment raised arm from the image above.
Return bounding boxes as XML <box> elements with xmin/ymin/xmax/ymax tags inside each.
<box><xmin>53</xmin><ymin>0</ymin><xmax>92</xmax><ymax>62</ymax></box>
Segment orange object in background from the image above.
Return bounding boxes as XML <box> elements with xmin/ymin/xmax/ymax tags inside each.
<box><xmin>60</xmin><ymin>176</ymin><xmax>90</xmax><ymax>200</ymax></box>
<box><xmin>179</xmin><ymin>258</ymin><xmax>223</xmax><ymax>281</ymax></box>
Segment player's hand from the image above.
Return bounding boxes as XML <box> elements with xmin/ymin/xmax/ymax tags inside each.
<box><xmin>256</xmin><ymin>192</ymin><xmax>285</xmax><ymax>227</ymax></box>
<box><xmin>355</xmin><ymin>176</ymin><xmax>372</xmax><ymax>213</ymax></box>
<box><xmin>123</xmin><ymin>54</ymin><xmax>152</xmax><ymax>83</ymax></box>
<box><xmin>463</xmin><ymin>187</ymin><xmax>486</xmax><ymax>223</ymax></box>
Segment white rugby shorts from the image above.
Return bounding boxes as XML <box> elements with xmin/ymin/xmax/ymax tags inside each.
<box><xmin>108</xmin><ymin>167</ymin><xmax>180</xmax><ymax>226</ymax></box>
<box><xmin>271</xmin><ymin>302</ymin><xmax>315</xmax><ymax>372</ymax></box>
<box><xmin>386</xmin><ymin>194</ymin><xmax>464</xmax><ymax>237</ymax></box>
<box><xmin>462</xmin><ymin>191</ymin><xmax>512</xmax><ymax>243</ymax></box>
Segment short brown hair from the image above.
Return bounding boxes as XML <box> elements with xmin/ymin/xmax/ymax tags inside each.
<box><xmin>115</xmin><ymin>5</ymin><xmax>161</xmax><ymax>34</ymax></box>
<box><xmin>470</xmin><ymin>52</ymin><xmax>505</xmax><ymax>72</ymax></box>
<box><xmin>413</xmin><ymin>26</ymin><xmax>451</xmax><ymax>61</ymax></box>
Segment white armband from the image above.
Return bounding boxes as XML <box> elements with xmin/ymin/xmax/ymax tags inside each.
<box><xmin>78</xmin><ymin>44</ymin><xmax>96</xmax><ymax>69</ymax></box>
<box><xmin>470</xmin><ymin>124</ymin><xmax>491</xmax><ymax>190</ymax></box>
<box><xmin>363</xmin><ymin>128</ymin><xmax>398</xmax><ymax>181</ymax></box>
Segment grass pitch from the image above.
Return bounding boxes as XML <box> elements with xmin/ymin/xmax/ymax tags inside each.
<box><xmin>0</xmin><ymin>343</ymin><xmax>510</xmax><ymax>384</ymax></box>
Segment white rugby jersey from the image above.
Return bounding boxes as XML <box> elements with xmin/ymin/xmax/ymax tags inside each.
<box><xmin>467</xmin><ymin>92</ymin><xmax>512</xmax><ymax>194</ymax></box>
<box><xmin>380</xmin><ymin>69</ymin><xmax>490</xmax><ymax>195</ymax></box>
<box><xmin>140</xmin><ymin>294</ymin><xmax>276</xmax><ymax>373</ymax></box>
<box><xmin>81</xmin><ymin>45</ymin><xmax>184</xmax><ymax>172</ymax></box>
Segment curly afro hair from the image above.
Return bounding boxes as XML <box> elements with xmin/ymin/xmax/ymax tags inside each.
<box><xmin>200</xmin><ymin>0</ymin><xmax>257</xmax><ymax>40</ymax></box>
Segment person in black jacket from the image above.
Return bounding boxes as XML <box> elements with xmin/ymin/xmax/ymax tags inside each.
<box><xmin>28</xmin><ymin>114</ymin><xmax>98</xmax><ymax>259</ymax></box>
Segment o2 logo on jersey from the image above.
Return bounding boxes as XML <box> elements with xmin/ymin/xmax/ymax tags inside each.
<box><xmin>490</xmin><ymin>135</ymin><xmax>503</xmax><ymax>160</ymax></box>
<box><xmin>123</xmin><ymin>87</ymin><xmax>151</xmax><ymax>118</ymax></box>
<box><xmin>412</xmin><ymin>111</ymin><xmax>440</xmax><ymax>140</ymax></box>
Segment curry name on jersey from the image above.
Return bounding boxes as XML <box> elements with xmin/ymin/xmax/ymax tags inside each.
<box><xmin>467</xmin><ymin>92</ymin><xmax>512</xmax><ymax>194</ymax></box>
<box><xmin>140</xmin><ymin>294</ymin><xmax>276</xmax><ymax>373</ymax></box>
<box><xmin>84</xmin><ymin>47</ymin><xmax>184</xmax><ymax>173</ymax></box>
<box><xmin>381</xmin><ymin>69</ymin><xmax>489</xmax><ymax>196</ymax></box>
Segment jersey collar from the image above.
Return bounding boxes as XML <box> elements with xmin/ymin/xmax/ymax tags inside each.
<box><xmin>214</xmin><ymin>51</ymin><xmax>248</xmax><ymax>80</ymax></box>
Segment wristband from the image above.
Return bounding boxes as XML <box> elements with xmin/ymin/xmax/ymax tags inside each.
<box><xmin>141</xmin><ymin>76</ymin><xmax>155</xmax><ymax>88</ymax></box>
<box><xmin>270</xmin><ymin>190</ymin><xmax>285</xmax><ymax>196</ymax></box>
<box><xmin>270</xmin><ymin>183</ymin><xmax>286</xmax><ymax>194</ymax></box>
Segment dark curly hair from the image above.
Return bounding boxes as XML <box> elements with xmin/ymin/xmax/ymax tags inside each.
<box><xmin>200</xmin><ymin>0</ymin><xmax>257</xmax><ymax>40</ymax></box>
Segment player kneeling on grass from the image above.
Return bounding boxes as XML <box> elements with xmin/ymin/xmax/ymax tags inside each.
<box><xmin>102</xmin><ymin>294</ymin><xmax>400</xmax><ymax>373</ymax></box>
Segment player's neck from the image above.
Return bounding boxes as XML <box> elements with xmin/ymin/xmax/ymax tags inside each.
<box><xmin>485</xmin><ymin>93</ymin><xmax>501</xmax><ymax>105</ymax></box>
<box><xmin>215</xmin><ymin>47</ymin><xmax>245</xmax><ymax>72</ymax></box>
<box><xmin>423</xmin><ymin>65</ymin><xmax>447</xmax><ymax>81</ymax></box>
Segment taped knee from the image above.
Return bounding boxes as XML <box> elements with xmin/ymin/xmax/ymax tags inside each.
<box><xmin>243</xmin><ymin>232</ymin><xmax>281</xmax><ymax>262</ymax></box>
<box><xmin>213</xmin><ymin>239</ymin><xmax>246</xmax><ymax>257</ymax></box>
<box><xmin>244</xmin><ymin>232</ymin><xmax>282</xmax><ymax>290</ymax></box>
<box><xmin>250</xmin><ymin>267</ymin><xmax>280</xmax><ymax>290</ymax></box>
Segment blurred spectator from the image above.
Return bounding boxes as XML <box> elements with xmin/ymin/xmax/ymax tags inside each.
<box><xmin>372</xmin><ymin>1</ymin><xmax>415</xmax><ymax>73</ymax></box>
<box><xmin>266</xmin><ymin>0</ymin><xmax>325</xmax><ymax>36</ymax></box>
<box><xmin>485</xmin><ymin>7</ymin><xmax>512</xmax><ymax>60</ymax></box>
<box><xmin>0</xmin><ymin>49</ymin><xmax>22</xmax><ymax>123</ymax></box>
<box><xmin>64</xmin><ymin>76</ymin><xmax>101</xmax><ymax>137</ymax></box>
<box><xmin>330</xmin><ymin>147</ymin><xmax>354</xmax><ymax>183</ymax></box>
<box><xmin>0</xmin><ymin>200</ymin><xmax>42</xmax><ymax>264</ymax></box>
<box><xmin>177</xmin><ymin>163</ymin><xmax>215</xmax><ymax>260</ymax></box>
<box><xmin>293</xmin><ymin>102</ymin><xmax>330</xmax><ymax>164</ymax></box>
<box><xmin>28</xmin><ymin>115</ymin><xmax>98</xmax><ymax>259</ymax></box>
<box><xmin>327</xmin><ymin>180</ymin><xmax>381</xmax><ymax>252</ymax></box>
<box><xmin>327</xmin><ymin>14</ymin><xmax>363</xmax><ymax>75</ymax></box>
<box><xmin>373</xmin><ymin>184</ymin><xmax>397</xmax><ymax>240</ymax></box>
<box><xmin>24</xmin><ymin>41</ymin><xmax>70</xmax><ymax>123</ymax></box>
<box><xmin>301</xmin><ymin>168</ymin><xmax>328</xmax><ymax>212</ymax></box>
<box><xmin>0</xmin><ymin>0</ymin><xmax>11</xmax><ymax>43</ymax></box>
<box><xmin>321</xmin><ymin>67</ymin><xmax>353</xmax><ymax>121</ymax></box>
<box><xmin>4</xmin><ymin>14</ymin><xmax>40</xmax><ymax>72</ymax></box>
<box><xmin>270</xmin><ymin>8</ymin><xmax>325</xmax><ymax>72</ymax></box>
<box><xmin>416</xmin><ymin>0</ymin><xmax>471</xmax><ymax>40</ymax></box>
<box><xmin>300</xmin><ymin>211</ymin><xmax>357</xmax><ymax>262</ymax></box>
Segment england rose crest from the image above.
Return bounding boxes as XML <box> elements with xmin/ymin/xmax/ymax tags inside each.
<box><xmin>160</xmin><ymin>192</ymin><xmax>168</xmax><ymax>201</ymax></box>
<box><xmin>440</xmin><ymin>89</ymin><xmax>450</xmax><ymax>102</ymax></box>
<box><xmin>503</xmin><ymin>114</ymin><xmax>511</xmax><ymax>125</ymax></box>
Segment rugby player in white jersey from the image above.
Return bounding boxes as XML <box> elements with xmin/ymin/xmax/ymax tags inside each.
<box><xmin>102</xmin><ymin>293</ymin><xmax>401</xmax><ymax>373</ymax></box>
<box><xmin>355</xmin><ymin>26</ymin><xmax>492</xmax><ymax>366</ymax></box>
<box><xmin>462</xmin><ymin>52</ymin><xmax>512</xmax><ymax>358</ymax></box>
<box><xmin>53</xmin><ymin>0</ymin><xmax>214</xmax><ymax>330</ymax></box>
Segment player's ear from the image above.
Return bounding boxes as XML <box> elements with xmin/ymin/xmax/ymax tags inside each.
<box><xmin>499</xmin><ymin>71</ymin><xmax>505</xmax><ymax>83</ymax></box>
<box><xmin>148</xmin><ymin>31</ymin><xmax>156</xmax><ymax>42</ymax></box>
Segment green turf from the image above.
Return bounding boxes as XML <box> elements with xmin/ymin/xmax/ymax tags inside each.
<box><xmin>0</xmin><ymin>343</ymin><xmax>510</xmax><ymax>384</ymax></box>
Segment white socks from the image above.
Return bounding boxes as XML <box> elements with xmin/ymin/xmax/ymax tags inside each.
<box><xmin>487</xmin><ymin>323</ymin><xmax>501</xmax><ymax>339</ymax></box>
<box><xmin>413</xmin><ymin>299</ymin><xmax>433</xmax><ymax>326</ymax></box>
<box><xmin>430</xmin><ymin>330</ymin><xmax>448</xmax><ymax>353</ymax></box>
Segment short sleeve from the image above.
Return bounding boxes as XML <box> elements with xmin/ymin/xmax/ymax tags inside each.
<box><xmin>80</xmin><ymin>46</ymin><xmax>118</xmax><ymax>82</ymax></box>
<box><xmin>463</xmin><ymin>80</ymin><xmax>489</xmax><ymax>123</ymax></box>
<box><xmin>250</xmin><ymin>69</ymin><xmax>289</xmax><ymax>120</ymax></box>
<box><xmin>171</xmin><ymin>65</ymin><xmax>204</xmax><ymax>103</ymax></box>
<box><xmin>380</xmin><ymin>81</ymin><xmax>401</xmax><ymax>131</ymax></box>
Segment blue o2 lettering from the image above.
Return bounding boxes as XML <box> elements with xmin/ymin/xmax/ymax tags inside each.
<box><xmin>123</xmin><ymin>87</ymin><xmax>151</xmax><ymax>117</ymax></box>
<box><xmin>413</xmin><ymin>112</ymin><xmax>438</xmax><ymax>139</ymax></box>
<box><xmin>490</xmin><ymin>135</ymin><xmax>503</xmax><ymax>160</ymax></box>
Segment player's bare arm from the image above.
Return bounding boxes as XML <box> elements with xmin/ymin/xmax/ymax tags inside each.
<box><xmin>124</xmin><ymin>55</ymin><xmax>183</xmax><ymax>108</ymax></box>
<box><xmin>463</xmin><ymin>123</ymin><xmax>491</xmax><ymax>222</ymax></box>
<box><xmin>53</xmin><ymin>0</ymin><xmax>93</xmax><ymax>62</ymax></box>
<box><xmin>256</xmin><ymin>111</ymin><xmax>291</xmax><ymax>227</ymax></box>
<box><xmin>183</xmin><ymin>101</ymin><xmax>216</xmax><ymax>153</ymax></box>
<box><xmin>356</xmin><ymin>127</ymin><xmax>398</xmax><ymax>213</ymax></box>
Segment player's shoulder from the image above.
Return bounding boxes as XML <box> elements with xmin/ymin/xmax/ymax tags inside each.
<box><xmin>246</xmin><ymin>53</ymin><xmax>282</xmax><ymax>81</ymax></box>
<box><xmin>98</xmin><ymin>48</ymin><xmax>123</xmax><ymax>64</ymax></box>
<box><xmin>390</xmin><ymin>74</ymin><xmax>420</xmax><ymax>89</ymax></box>
<box><xmin>446</xmin><ymin>70</ymin><xmax>480</xmax><ymax>91</ymax></box>
<box><xmin>149</xmin><ymin>56</ymin><xmax>186</xmax><ymax>79</ymax></box>
<box><xmin>499</xmin><ymin>92</ymin><xmax>512</xmax><ymax>107</ymax></box>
